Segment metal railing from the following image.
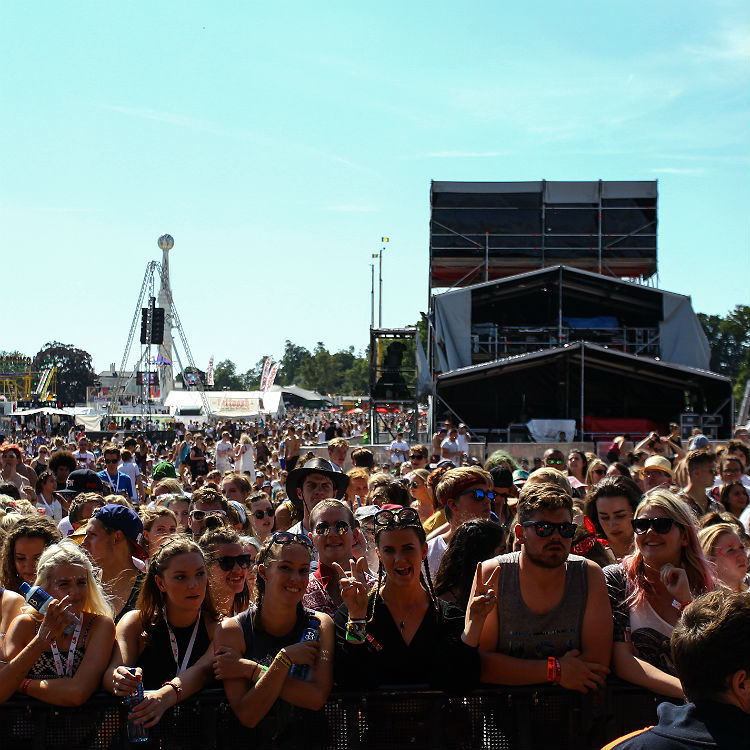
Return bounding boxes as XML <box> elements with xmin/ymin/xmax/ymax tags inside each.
<box><xmin>0</xmin><ymin>681</ymin><xmax>672</xmax><ymax>750</ymax></box>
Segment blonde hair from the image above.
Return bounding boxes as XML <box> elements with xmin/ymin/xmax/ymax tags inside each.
<box><xmin>698</xmin><ymin>523</ymin><xmax>738</xmax><ymax>560</ymax></box>
<box><xmin>33</xmin><ymin>541</ymin><xmax>113</xmax><ymax>618</ymax></box>
<box><xmin>525</xmin><ymin>467</ymin><xmax>573</xmax><ymax>496</ymax></box>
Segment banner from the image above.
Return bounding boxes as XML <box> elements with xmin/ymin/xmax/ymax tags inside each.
<box><xmin>265</xmin><ymin>362</ymin><xmax>280</xmax><ymax>391</ymax></box>
<box><xmin>258</xmin><ymin>357</ymin><xmax>273</xmax><ymax>391</ymax></box>
<box><xmin>207</xmin><ymin>356</ymin><xmax>215</xmax><ymax>387</ymax></box>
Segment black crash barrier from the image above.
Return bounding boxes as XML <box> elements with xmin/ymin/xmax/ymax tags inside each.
<box><xmin>0</xmin><ymin>681</ymin><xmax>676</xmax><ymax>750</ymax></box>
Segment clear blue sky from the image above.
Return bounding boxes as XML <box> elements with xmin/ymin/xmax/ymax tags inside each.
<box><xmin>2</xmin><ymin>1</ymin><xmax>748</xmax><ymax>375</ymax></box>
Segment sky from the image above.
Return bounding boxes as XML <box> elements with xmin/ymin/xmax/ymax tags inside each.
<box><xmin>2</xmin><ymin>1</ymin><xmax>748</xmax><ymax>376</ymax></box>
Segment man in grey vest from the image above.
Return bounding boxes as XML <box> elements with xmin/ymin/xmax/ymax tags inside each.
<box><xmin>471</xmin><ymin>482</ymin><xmax>612</xmax><ymax>692</ymax></box>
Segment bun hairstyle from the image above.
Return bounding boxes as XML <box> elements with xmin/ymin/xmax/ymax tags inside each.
<box><xmin>136</xmin><ymin>534</ymin><xmax>218</xmax><ymax>638</ymax></box>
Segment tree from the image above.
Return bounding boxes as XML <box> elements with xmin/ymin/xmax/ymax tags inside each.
<box><xmin>242</xmin><ymin>357</ymin><xmax>271</xmax><ymax>390</ymax></box>
<box><xmin>698</xmin><ymin>305</ymin><xmax>750</xmax><ymax>402</ymax></box>
<box><xmin>212</xmin><ymin>359</ymin><xmax>244</xmax><ymax>391</ymax></box>
<box><xmin>278</xmin><ymin>340</ymin><xmax>311</xmax><ymax>385</ymax></box>
<box><xmin>32</xmin><ymin>342</ymin><xmax>97</xmax><ymax>405</ymax></box>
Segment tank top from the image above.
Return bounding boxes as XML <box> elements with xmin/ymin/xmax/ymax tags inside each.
<box><xmin>136</xmin><ymin>614</ymin><xmax>211</xmax><ymax>689</ymax></box>
<box><xmin>495</xmin><ymin>551</ymin><xmax>588</xmax><ymax>659</ymax></box>
<box><xmin>27</xmin><ymin>615</ymin><xmax>98</xmax><ymax>680</ymax></box>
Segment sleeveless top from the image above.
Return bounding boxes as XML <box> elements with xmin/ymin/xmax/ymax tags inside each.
<box><xmin>189</xmin><ymin>447</ymin><xmax>208</xmax><ymax>477</ymax></box>
<box><xmin>115</xmin><ymin>572</ymin><xmax>145</xmax><ymax>624</ymax></box>
<box><xmin>27</xmin><ymin>615</ymin><xmax>98</xmax><ymax>680</ymax></box>
<box><xmin>235</xmin><ymin>604</ymin><xmax>312</xmax><ymax>666</ymax></box>
<box><xmin>136</xmin><ymin>615</ymin><xmax>211</xmax><ymax>689</ymax></box>
<box><xmin>495</xmin><ymin>551</ymin><xmax>588</xmax><ymax>659</ymax></box>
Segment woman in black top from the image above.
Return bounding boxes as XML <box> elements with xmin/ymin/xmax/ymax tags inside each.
<box><xmin>213</xmin><ymin>531</ymin><xmax>334</xmax><ymax>746</ymax></box>
<box><xmin>103</xmin><ymin>535</ymin><xmax>220</xmax><ymax>729</ymax></box>
<box><xmin>333</xmin><ymin>507</ymin><xmax>497</xmax><ymax>690</ymax></box>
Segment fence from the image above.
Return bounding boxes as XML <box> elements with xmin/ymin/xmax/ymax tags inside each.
<box><xmin>0</xmin><ymin>681</ymin><xmax>672</xmax><ymax>750</ymax></box>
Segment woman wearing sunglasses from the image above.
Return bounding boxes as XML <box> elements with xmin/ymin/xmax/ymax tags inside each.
<box><xmin>333</xmin><ymin>506</ymin><xmax>493</xmax><ymax>691</ymax></box>
<box><xmin>584</xmin><ymin>458</ymin><xmax>609</xmax><ymax>490</ymax></box>
<box><xmin>199</xmin><ymin>526</ymin><xmax>251</xmax><ymax>617</ymax></box>
<box><xmin>246</xmin><ymin>492</ymin><xmax>275</xmax><ymax>544</ymax></box>
<box><xmin>408</xmin><ymin>469</ymin><xmax>434</xmax><ymax>523</ymax></box>
<box><xmin>212</xmin><ymin>531</ymin><xmax>334</xmax><ymax>745</ymax></box>
<box><xmin>103</xmin><ymin>536</ymin><xmax>220</xmax><ymax>729</ymax></box>
<box><xmin>603</xmin><ymin>490</ymin><xmax>717</xmax><ymax>698</ymax></box>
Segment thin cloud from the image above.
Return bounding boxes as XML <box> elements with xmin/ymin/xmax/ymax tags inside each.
<box><xmin>650</xmin><ymin>167</ymin><xmax>705</xmax><ymax>175</ymax></box>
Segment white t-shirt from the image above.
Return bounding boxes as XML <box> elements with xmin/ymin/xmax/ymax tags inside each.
<box><xmin>456</xmin><ymin>432</ymin><xmax>470</xmax><ymax>455</ymax></box>
<box><xmin>389</xmin><ymin>439</ymin><xmax>410</xmax><ymax>464</ymax></box>
<box><xmin>426</xmin><ymin>535</ymin><xmax>448</xmax><ymax>576</ymax></box>
<box><xmin>74</xmin><ymin>450</ymin><xmax>96</xmax><ymax>469</ymax></box>
<box><xmin>441</xmin><ymin>438</ymin><xmax>461</xmax><ymax>466</ymax></box>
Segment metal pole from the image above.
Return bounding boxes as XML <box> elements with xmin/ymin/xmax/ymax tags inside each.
<box><xmin>485</xmin><ymin>232</ymin><xmax>489</xmax><ymax>282</ymax></box>
<box><xmin>579</xmin><ymin>344</ymin><xmax>585</xmax><ymax>441</ymax></box>
<box><xmin>378</xmin><ymin>247</ymin><xmax>384</xmax><ymax>327</ymax></box>
<box><xmin>370</xmin><ymin>263</ymin><xmax>375</xmax><ymax>329</ymax></box>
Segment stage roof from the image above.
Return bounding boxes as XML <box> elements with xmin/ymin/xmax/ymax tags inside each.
<box><xmin>435</xmin><ymin>342</ymin><xmax>732</xmax><ymax>438</ymax></box>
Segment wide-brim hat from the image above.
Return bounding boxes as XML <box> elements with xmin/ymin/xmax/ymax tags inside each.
<box><xmin>285</xmin><ymin>457</ymin><xmax>349</xmax><ymax>501</ymax></box>
<box><xmin>640</xmin><ymin>455</ymin><xmax>674</xmax><ymax>478</ymax></box>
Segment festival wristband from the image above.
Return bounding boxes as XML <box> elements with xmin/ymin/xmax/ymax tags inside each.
<box><xmin>546</xmin><ymin>656</ymin><xmax>561</xmax><ymax>683</ymax></box>
<box><xmin>672</xmin><ymin>599</ymin><xmax>691</xmax><ymax>613</ymax></box>
<box><xmin>20</xmin><ymin>679</ymin><xmax>32</xmax><ymax>695</ymax></box>
<box><xmin>162</xmin><ymin>680</ymin><xmax>182</xmax><ymax>703</ymax></box>
<box><xmin>275</xmin><ymin>650</ymin><xmax>292</xmax><ymax>670</ymax></box>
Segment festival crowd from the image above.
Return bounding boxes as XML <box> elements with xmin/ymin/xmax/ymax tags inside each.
<box><xmin>0</xmin><ymin>415</ymin><xmax>748</xmax><ymax>749</ymax></box>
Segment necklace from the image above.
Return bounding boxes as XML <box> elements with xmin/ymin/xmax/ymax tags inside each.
<box><xmin>382</xmin><ymin>593</ymin><xmax>425</xmax><ymax>631</ymax></box>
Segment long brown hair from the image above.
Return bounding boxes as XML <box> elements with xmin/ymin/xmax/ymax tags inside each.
<box><xmin>136</xmin><ymin>534</ymin><xmax>219</xmax><ymax>638</ymax></box>
<box><xmin>0</xmin><ymin>516</ymin><xmax>61</xmax><ymax>593</ymax></box>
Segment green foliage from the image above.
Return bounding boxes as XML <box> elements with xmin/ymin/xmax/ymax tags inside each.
<box><xmin>212</xmin><ymin>359</ymin><xmax>244</xmax><ymax>391</ymax></box>
<box><xmin>698</xmin><ymin>305</ymin><xmax>750</xmax><ymax>402</ymax></box>
<box><xmin>32</xmin><ymin>341</ymin><xmax>97</xmax><ymax>405</ymax></box>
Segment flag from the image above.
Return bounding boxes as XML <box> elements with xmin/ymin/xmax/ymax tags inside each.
<box><xmin>381</xmin><ymin>237</ymin><xmax>389</xmax><ymax>243</ymax></box>
<box><xmin>372</xmin><ymin>253</ymin><xmax>378</xmax><ymax>258</ymax></box>
<box><xmin>259</xmin><ymin>357</ymin><xmax>273</xmax><ymax>391</ymax></box>
<box><xmin>207</xmin><ymin>356</ymin><xmax>214</xmax><ymax>387</ymax></box>
<box><xmin>265</xmin><ymin>362</ymin><xmax>280</xmax><ymax>391</ymax></box>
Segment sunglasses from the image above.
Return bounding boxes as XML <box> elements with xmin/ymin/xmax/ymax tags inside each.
<box><xmin>104</xmin><ymin>458</ymin><xmax>119</xmax><ymax>464</ymax></box>
<box><xmin>458</xmin><ymin>488</ymin><xmax>496</xmax><ymax>502</ymax></box>
<box><xmin>374</xmin><ymin>508</ymin><xmax>420</xmax><ymax>528</ymax></box>
<box><xmin>272</xmin><ymin>531</ymin><xmax>313</xmax><ymax>548</ymax></box>
<box><xmin>632</xmin><ymin>517</ymin><xmax>682</xmax><ymax>535</ymax></box>
<box><xmin>522</xmin><ymin>521</ymin><xmax>577</xmax><ymax>539</ymax></box>
<box><xmin>313</xmin><ymin>520</ymin><xmax>351</xmax><ymax>536</ymax></box>
<box><xmin>253</xmin><ymin>508</ymin><xmax>275</xmax><ymax>520</ymax></box>
<box><xmin>189</xmin><ymin>509</ymin><xmax>227</xmax><ymax>521</ymax></box>
<box><xmin>409</xmin><ymin>480</ymin><xmax>421</xmax><ymax>489</ymax></box>
<box><xmin>546</xmin><ymin>458</ymin><xmax>564</xmax><ymax>466</ymax></box>
<box><xmin>409</xmin><ymin>454</ymin><xmax>423</xmax><ymax>460</ymax></box>
<box><xmin>211</xmin><ymin>554</ymin><xmax>254</xmax><ymax>572</ymax></box>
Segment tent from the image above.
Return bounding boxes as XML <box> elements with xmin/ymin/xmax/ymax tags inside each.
<box><xmin>163</xmin><ymin>390</ymin><xmax>286</xmax><ymax>419</ymax></box>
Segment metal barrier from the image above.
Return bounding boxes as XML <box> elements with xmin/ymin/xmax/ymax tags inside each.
<box><xmin>0</xmin><ymin>682</ymin><xmax>671</xmax><ymax>750</ymax></box>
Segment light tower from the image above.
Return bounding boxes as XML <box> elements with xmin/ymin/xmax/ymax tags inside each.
<box><xmin>156</xmin><ymin>233</ymin><xmax>175</xmax><ymax>398</ymax></box>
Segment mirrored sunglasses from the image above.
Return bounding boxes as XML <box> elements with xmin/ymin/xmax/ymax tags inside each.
<box><xmin>522</xmin><ymin>521</ymin><xmax>577</xmax><ymax>538</ymax></box>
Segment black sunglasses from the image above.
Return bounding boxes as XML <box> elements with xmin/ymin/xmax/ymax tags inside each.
<box><xmin>211</xmin><ymin>554</ymin><xmax>254</xmax><ymax>572</ymax></box>
<box><xmin>253</xmin><ymin>508</ymin><xmax>275</xmax><ymax>520</ymax></box>
<box><xmin>632</xmin><ymin>517</ymin><xmax>681</xmax><ymax>535</ymax></box>
<box><xmin>409</xmin><ymin>480</ymin><xmax>420</xmax><ymax>489</ymax></box>
<box><xmin>189</xmin><ymin>509</ymin><xmax>227</xmax><ymax>521</ymax></box>
<box><xmin>313</xmin><ymin>520</ymin><xmax>351</xmax><ymax>536</ymax></box>
<box><xmin>272</xmin><ymin>531</ymin><xmax>313</xmax><ymax>548</ymax></box>
<box><xmin>374</xmin><ymin>508</ymin><xmax>420</xmax><ymax>528</ymax></box>
<box><xmin>522</xmin><ymin>521</ymin><xmax>577</xmax><ymax>539</ymax></box>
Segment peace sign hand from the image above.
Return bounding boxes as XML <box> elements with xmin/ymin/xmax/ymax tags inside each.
<box><xmin>462</xmin><ymin>563</ymin><xmax>499</xmax><ymax>646</ymax></box>
<box><xmin>332</xmin><ymin>557</ymin><xmax>369</xmax><ymax>620</ymax></box>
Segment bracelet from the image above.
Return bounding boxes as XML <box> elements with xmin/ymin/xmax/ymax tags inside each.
<box><xmin>546</xmin><ymin>657</ymin><xmax>561</xmax><ymax>684</ymax></box>
<box><xmin>345</xmin><ymin>630</ymin><xmax>367</xmax><ymax>644</ymax></box>
<box><xmin>275</xmin><ymin>650</ymin><xmax>293</xmax><ymax>670</ymax></box>
<box><xmin>162</xmin><ymin>680</ymin><xmax>182</xmax><ymax>703</ymax></box>
<box><xmin>672</xmin><ymin>599</ymin><xmax>691</xmax><ymax>613</ymax></box>
<box><xmin>20</xmin><ymin>678</ymin><xmax>32</xmax><ymax>695</ymax></box>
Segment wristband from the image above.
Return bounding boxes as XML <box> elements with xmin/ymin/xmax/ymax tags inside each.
<box><xmin>275</xmin><ymin>650</ymin><xmax>292</xmax><ymax>670</ymax></box>
<box><xmin>546</xmin><ymin>657</ymin><xmax>561</xmax><ymax>683</ymax></box>
<box><xmin>20</xmin><ymin>679</ymin><xmax>32</xmax><ymax>695</ymax></box>
<box><xmin>672</xmin><ymin>599</ymin><xmax>691</xmax><ymax>613</ymax></box>
<box><xmin>345</xmin><ymin>630</ymin><xmax>367</xmax><ymax>644</ymax></box>
<box><xmin>162</xmin><ymin>680</ymin><xmax>182</xmax><ymax>703</ymax></box>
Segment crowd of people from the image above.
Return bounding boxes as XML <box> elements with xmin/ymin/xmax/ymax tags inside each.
<box><xmin>0</xmin><ymin>417</ymin><xmax>748</xmax><ymax>748</ymax></box>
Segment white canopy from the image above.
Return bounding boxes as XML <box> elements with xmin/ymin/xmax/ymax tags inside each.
<box><xmin>163</xmin><ymin>389</ymin><xmax>286</xmax><ymax>419</ymax></box>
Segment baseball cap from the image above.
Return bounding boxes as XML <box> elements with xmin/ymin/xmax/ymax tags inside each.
<box><xmin>91</xmin><ymin>504</ymin><xmax>146</xmax><ymax>559</ymax></box>
<box><xmin>512</xmin><ymin>469</ymin><xmax>529</xmax><ymax>487</ymax></box>
<box><xmin>59</xmin><ymin>469</ymin><xmax>104</xmax><ymax>496</ymax></box>
<box><xmin>688</xmin><ymin>434</ymin><xmax>710</xmax><ymax>450</ymax></box>
<box><xmin>354</xmin><ymin>505</ymin><xmax>380</xmax><ymax>522</ymax></box>
<box><xmin>152</xmin><ymin>461</ymin><xmax>178</xmax><ymax>481</ymax></box>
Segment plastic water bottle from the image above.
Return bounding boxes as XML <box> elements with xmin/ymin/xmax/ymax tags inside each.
<box><xmin>288</xmin><ymin>616</ymin><xmax>321</xmax><ymax>681</ymax></box>
<box><xmin>123</xmin><ymin>668</ymin><xmax>148</xmax><ymax>743</ymax></box>
<box><xmin>19</xmin><ymin>582</ymin><xmax>79</xmax><ymax>636</ymax></box>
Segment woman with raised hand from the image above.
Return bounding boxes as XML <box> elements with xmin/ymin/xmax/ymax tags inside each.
<box><xmin>333</xmin><ymin>507</ymin><xmax>490</xmax><ymax>690</ymax></box>
<box><xmin>603</xmin><ymin>489</ymin><xmax>717</xmax><ymax>698</ymax></box>
<box><xmin>212</xmin><ymin>531</ymin><xmax>334</xmax><ymax>745</ymax></box>
<box><xmin>1</xmin><ymin>541</ymin><xmax>115</xmax><ymax>705</ymax></box>
<box><xmin>103</xmin><ymin>536</ymin><xmax>220</xmax><ymax>729</ymax></box>
<box><xmin>0</xmin><ymin>516</ymin><xmax>61</xmax><ymax>594</ymax></box>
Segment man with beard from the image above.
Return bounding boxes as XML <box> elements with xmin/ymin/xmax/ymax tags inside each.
<box><xmin>473</xmin><ymin>482</ymin><xmax>612</xmax><ymax>693</ymax></box>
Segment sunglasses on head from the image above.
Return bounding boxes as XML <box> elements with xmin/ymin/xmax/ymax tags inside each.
<box><xmin>522</xmin><ymin>521</ymin><xmax>577</xmax><ymax>538</ymax></box>
<box><xmin>272</xmin><ymin>531</ymin><xmax>314</xmax><ymax>548</ymax></box>
<box><xmin>313</xmin><ymin>520</ymin><xmax>351</xmax><ymax>536</ymax></box>
<box><xmin>189</xmin><ymin>509</ymin><xmax>227</xmax><ymax>521</ymax></box>
<box><xmin>211</xmin><ymin>554</ymin><xmax>254</xmax><ymax>571</ymax></box>
<box><xmin>253</xmin><ymin>508</ymin><xmax>275</xmax><ymax>520</ymax></box>
<box><xmin>632</xmin><ymin>517</ymin><xmax>681</xmax><ymax>535</ymax></box>
<box><xmin>374</xmin><ymin>507</ymin><xmax>420</xmax><ymax>528</ymax></box>
<box><xmin>458</xmin><ymin>488</ymin><xmax>496</xmax><ymax>502</ymax></box>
